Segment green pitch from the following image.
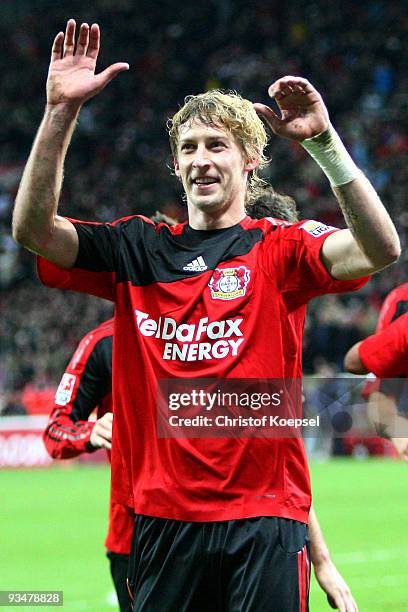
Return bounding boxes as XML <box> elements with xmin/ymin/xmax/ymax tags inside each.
<box><xmin>1</xmin><ymin>460</ymin><xmax>407</xmax><ymax>611</ymax></box>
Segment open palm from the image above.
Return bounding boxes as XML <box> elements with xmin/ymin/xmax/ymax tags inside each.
<box><xmin>254</xmin><ymin>76</ymin><xmax>330</xmax><ymax>141</ymax></box>
<box><xmin>47</xmin><ymin>19</ymin><xmax>129</xmax><ymax>107</ymax></box>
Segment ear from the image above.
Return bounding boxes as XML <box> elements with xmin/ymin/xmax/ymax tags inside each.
<box><xmin>174</xmin><ymin>157</ymin><xmax>180</xmax><ymax>177</ymax></box>
<box><xmin>244</xmin><ymin>156</ymin><xmax>260</xmax><ymax>173</ymax></box>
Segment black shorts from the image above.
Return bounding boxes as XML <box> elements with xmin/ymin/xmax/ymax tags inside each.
<box><xmin>106</xmin><ymin>551</ymin><xmax>132</xmax><ymax>612</ymax></box>
<box><xmin>127</xmin><ymin>515</ymin><xmax>310</xmax><ymax>612</ymax></box>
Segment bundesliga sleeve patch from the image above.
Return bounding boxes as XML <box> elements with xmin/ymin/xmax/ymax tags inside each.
<box><xmin>299</xmin><ymin>220</ymin><xmax>337</xmax><ymax>237</ymax></box>
<box><xmin>55</xmin><ymin>373</ymin><xmax>77</xmax><ymax>406</ymax></box>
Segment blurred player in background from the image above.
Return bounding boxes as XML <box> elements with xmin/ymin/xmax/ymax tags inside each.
<box><xmin>43</xmin><ymin>198</ymin><xmax>358</xmax><ymax>611</ymax></box>
<box><xmin>375</xmin><ymin>282</ymin><xmax>408</xmax><ymax>332</ymax></box>
<box><xmin>14</xmin><ymin>19</ymin><xmax>399</xmax><ymax>611</ymax></box>
<box><xmin>42</xmin><ymin>318</ymin><xmax>133</xmax><ymax>612</ymax></box>
<box><xmin>345</xmin><ymin>282</ymin><xmax>408</xmax><ymax>459</ymax></box>
<box><xmin>344</xmin><ymin>312</ymin><xmax>408</xmax><ymax>461</ymax></box>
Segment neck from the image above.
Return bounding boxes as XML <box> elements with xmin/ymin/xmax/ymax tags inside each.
<box><xmin>187</xmin><ymin>203</ymin><xmax>246</xmax><ymax>230</ymax></box>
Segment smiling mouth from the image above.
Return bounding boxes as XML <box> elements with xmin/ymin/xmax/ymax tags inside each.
<box><xmin>192</xmin><ymin>177</ymin><xmax>220</xmax><ymax>188</ymax></box>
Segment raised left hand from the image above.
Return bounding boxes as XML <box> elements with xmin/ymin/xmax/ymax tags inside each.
<box><xmin>253</xmin><ymin>76</ymin><xmax>329</xmax><ymax>141</ymax></box>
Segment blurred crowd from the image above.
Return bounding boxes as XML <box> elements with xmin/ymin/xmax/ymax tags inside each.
<box><xmin>0</xmin><ymin>0</ymin><xmax>407</xmax><ymax>404</ymax></box>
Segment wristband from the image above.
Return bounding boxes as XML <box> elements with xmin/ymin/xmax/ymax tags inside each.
<box><xmin>301</xmin><ymin>124</ymin><xmax>360</xmax><ymax>187</ymax></box>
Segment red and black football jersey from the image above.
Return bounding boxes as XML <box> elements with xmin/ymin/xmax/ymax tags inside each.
<box><xmin>43</xmin><ymin>318</ymin><xmax>114</xmax><ymax>458</ymax></box>
<box><xmin>376</xmin><ymin>283</ymin><xmax>408</xmax><ymax>332</ymax></box>
<box><xmin>39</xmin><ymin>215</ymin><xmax>368</xmax><ymax>523</ymax></box>
<box><xmin>359</xmin><ymin>313</ymin><xmax>408</xmax><ymax>379</ymax></box>
<box><xmin>361</xmin><ymin>283</ymin><xmax>408</xmax><ymax>399</ymax></box>
<box><xmin>42</xmin><ymin>318</ymin><xmax>134</xmax><ymax>554</ymax></box>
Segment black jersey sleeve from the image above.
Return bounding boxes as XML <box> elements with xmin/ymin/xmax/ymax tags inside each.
<box><xmin>74</xmin><ymin>221</ymin><xmax>120</xmax><ymax>272</ymax></box>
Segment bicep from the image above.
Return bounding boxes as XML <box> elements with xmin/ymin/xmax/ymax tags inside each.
<box><xmin>32</xmin><ymin>216</ymin><xmax>79</xmax><ymax>269</ymax></box>
<box><xmin>321</xmin><ymin>229</ymin><xmax>376</xmax><ymax>280</ymax></box>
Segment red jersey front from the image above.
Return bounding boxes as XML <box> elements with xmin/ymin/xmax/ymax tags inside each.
<box><xmin>359</xmin><ymin>313</ymin><xmax>408</xmax><ymax>378</ymax></box>
<box><xmin>38</xmin><ymin>215</ymin><xmax>367</xmax><ymax>523</ymax></box>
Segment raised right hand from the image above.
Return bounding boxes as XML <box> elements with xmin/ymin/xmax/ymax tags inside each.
<box><xmin>47</xmin><ymin>19</ymin><xmax>129</xmax><ymax>109</ymax></box>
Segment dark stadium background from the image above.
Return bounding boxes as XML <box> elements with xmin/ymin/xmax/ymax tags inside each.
<box><xmin>1</xmin><ymin>0</ymin><xmax>406</xmax><ymax>401</ymax></box>
<box><xmin>0</xmin><ymin>2</ymin><xmax>407</xmax><ymax>611</ymax></box>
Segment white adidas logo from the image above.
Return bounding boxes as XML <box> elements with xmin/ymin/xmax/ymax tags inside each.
<box><xmin>183</xmin><ymin>256</ymin><xmax>208</xmax><ymax>272</ymax></box>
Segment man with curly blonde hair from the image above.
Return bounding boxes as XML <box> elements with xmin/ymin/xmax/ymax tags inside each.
<box><xmin>168</xmin><ymin>89</ymin><xmax>269</xmax><ymax>206</ymax></box>
<box><xmin>14</xmin><ymin>20</ymin><xmax>399</xmax><ymax>611</ymax></box>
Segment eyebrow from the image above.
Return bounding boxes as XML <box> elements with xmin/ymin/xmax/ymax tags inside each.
<box><xmin>179</xmin><ymin>134</ymin><xmax>229</xmax><ymax>144</ymax></box>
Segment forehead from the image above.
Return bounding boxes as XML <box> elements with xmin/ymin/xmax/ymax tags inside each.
<box><xmin>177</xmin><ymin>119</ymin><xmax>234</xmax><ymax>143</ymax></box>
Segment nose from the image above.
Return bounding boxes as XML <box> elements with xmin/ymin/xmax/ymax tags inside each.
<box><xmin>192</xmin><ymin>157</ymin><xmax>211</xmax><ymax>170</ymax></box>
<box><xmin>192</xmin><ymin>146</ymin><xmax>211</xmax><ymax>170</ymax></box>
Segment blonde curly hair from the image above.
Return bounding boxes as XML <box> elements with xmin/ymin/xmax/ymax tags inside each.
<box><xmin>167</xmin><ymin>90</ymin><xmax>269</xmax><ymax>204</ymax></box>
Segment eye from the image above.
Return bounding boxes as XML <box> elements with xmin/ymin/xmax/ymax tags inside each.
<box><xmin>211</xmin><ymin>141</ymin><xmax>225</xmax><ymax>149</ymax></box>
<box><xmin>180</xmin><ymin>143</ymin><xmax>195</xmax><ymax>151</ymax></box>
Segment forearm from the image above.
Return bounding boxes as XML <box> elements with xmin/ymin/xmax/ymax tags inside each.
<box><xmin>332</xmin><ymin>175</ymin><xmax>400</xmax><ymax>269</ymax></box>
<box><xmin>303</xmin><ymin>125</ymin><xmax>400</xmax><ymax>277</ymax></box>
<box><xmin>367</xmin><ymin>391</ymin><xmax>402</xmax><ymax>439</ymax></box>
<box><xmin>12</xmin><ymin>103</ymin><xmax>79</xmax><ymax>251</ymax></box>
<box><xmin>310</xmin><ymin>505</ymin><xmax>358</xmax><ymax>610</ymax></box>
<box><xmin>309</xmin><ymin>505</ymin><xmax>331</xmax><ymax>566</ymax></box>
<box><xmin>43</xmin><ymin>413</ymin><xmax>95</xmax><ymax>459</ymax></box>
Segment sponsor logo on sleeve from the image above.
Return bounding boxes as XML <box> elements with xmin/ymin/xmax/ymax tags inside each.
<box><xmin>55</xmin><ymin>373</ymin><xmax>77</xmax><ymax>406</ymax></box>
<box><xmin>208</xmin><ymin>266</ymin><xmax>251</xmax><ymax>301</ymax></box>
<box><xmin>300</xmin><ymin>220</ymin><xmax>337</xmax><ymax>237</ymax></box>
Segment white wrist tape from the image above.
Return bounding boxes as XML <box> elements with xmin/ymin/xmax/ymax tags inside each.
<box><xmin>301</xmin><ymin>124</ymin><xmax>360</xmax><ymax>187</ymax></box>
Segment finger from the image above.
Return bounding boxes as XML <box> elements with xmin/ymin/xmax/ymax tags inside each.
<box><xmin>98</xmin><ymin>414</ymin><xmax>113</xmax><ymax>429</ymax></box>
<box><xmin>327</xmin><ymin>593</ymin><xmax>345</xmax><ymax>612</ymax></box>
<box><xmin>278</xmin><ymin>85</ymin><xmax>294</xmax><ymax>99</ymax></box>
<box><xmin>51</xmin><ymin>32</ymin><xmax>64</xmax><ymax>62</ymax></box>
<box><xmin>99</xmin><ymin>437</ymin><xmax>112</xmax><ymax>449</ymax></box>
<box><xmin>253</xmin><ymin>102</ymin><xmax>282</xmax><ymax>133</ymax></box>
<box><xmin>76</xmin><ymin>23</ymin><xmax>90</xmax><ymax>56</ymax></box>
<box><xmin>91</xmin><ymin>433</ymin><xmax>112</xmax><ymax>450</ymax></box>
<box><xmin>343</xmin><ymin>598</ymin><xmax>357</xmax><ymax>612</ymax></box>
<box><xmin>99</xmin><ymin>427</ymin><xmax>112</xmax><ymax>440</ymax></box>
<box><xmin>63</xmin><ymin>19</ymin><xmax>76</xmax><ymax>57</ymax></box>
<box><xmin>268</xmin><ymin>76</ymin><xmax>311</xmax><ymax>98</ymax></box>
<box><xmin>94</xmin><ymin>62</ymin><xmax>130</xmax><ymax>90</ymax></box>
<box><xmin>95</xmin><ymin>423</ymin><xmax>112</xmax><ymax>439</ymax></box>
<box><xmin>86</xmin><ymin>23</ymin><xmax>100</xmax><ymax>60</ymax></box>
<box><xmin>291</xmin><ymin>82</ymin><xmax>305</xmax><ymax>92</ymax></box>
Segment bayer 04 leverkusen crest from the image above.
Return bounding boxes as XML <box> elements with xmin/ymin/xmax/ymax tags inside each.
<box><xmin>208</xmin><ymin>266</ymin><xmax>251</xmax><ymax>301</ymax></box>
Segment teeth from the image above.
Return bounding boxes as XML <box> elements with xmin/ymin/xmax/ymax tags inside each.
<box><xmin>195</xmin><ymin>178</ymin><xmax>216</xmax><ymax>184</ymax></box>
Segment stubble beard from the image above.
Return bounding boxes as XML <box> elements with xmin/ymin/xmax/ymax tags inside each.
<box><xmin>189</xmin><ymin>192</ymin><xmax>225</xmax><ymax>212</ymax></box>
